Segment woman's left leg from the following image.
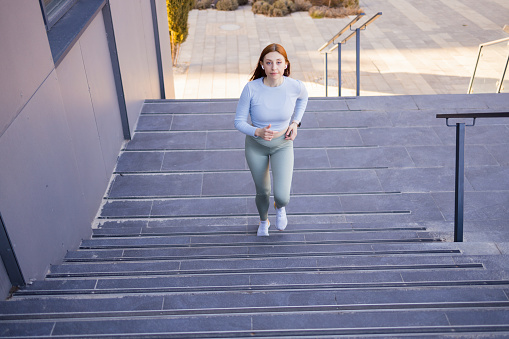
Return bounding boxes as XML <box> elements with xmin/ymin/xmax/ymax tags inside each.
<box><xmin>270</xmin><ymin>139</ymin><xmax>294</xmax><ymax>209</ymax></box>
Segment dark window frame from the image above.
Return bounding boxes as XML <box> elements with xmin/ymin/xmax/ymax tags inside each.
<box><xmin>39</xmin><ymin>0</ymin><xmax>78</xmax><ymax>30</ymax></box>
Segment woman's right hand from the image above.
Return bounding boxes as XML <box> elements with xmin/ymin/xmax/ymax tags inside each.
<box><xmin>255</xmin><ymin>124</ymin><xmax>276</xmax><ymax>141</ymax></box>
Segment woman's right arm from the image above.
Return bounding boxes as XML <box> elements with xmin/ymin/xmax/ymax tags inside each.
<box><xmin>234</xmin><ymin>85</ymin><xmax>258</xmax><ymax>137</ymax></box>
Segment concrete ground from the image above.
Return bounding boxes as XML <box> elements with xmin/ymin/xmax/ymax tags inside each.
<box><xmin>173</xmin><ymin>0</ymin><xmax>509</xmax><ymax>99</ymax></box>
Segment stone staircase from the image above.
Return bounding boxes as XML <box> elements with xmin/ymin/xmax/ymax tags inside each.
<box><xmin>1</xmin><ymin>94</ymin><xmax>509</xmax><ymax>337</ymax></box>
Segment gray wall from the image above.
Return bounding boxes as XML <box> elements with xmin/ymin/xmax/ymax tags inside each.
<box><xmin>0</xmin><ymin>0</ymin><xmax>174</xmax><ymax>296</ymax></box>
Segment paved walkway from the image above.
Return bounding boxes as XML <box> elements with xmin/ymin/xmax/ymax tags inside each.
<box><xmin>173</xmin><ymin>0</ymin><xmax>508</xmax><ymax>99</ymax></box>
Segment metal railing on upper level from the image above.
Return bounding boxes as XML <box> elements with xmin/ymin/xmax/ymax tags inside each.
<box><xmin>318</xmin><ymin>12</ymin><xmax>382</xmax><ymax>97</ymax></box>
<box><xmin>468</xmin><ymin>37</ymin><xmax>509</xmax><ymax>94</ymax></box>
<box><xmin>436</xmin><ymin>112</ymin><xmax>509</xmax><ymax>242</ymax></box>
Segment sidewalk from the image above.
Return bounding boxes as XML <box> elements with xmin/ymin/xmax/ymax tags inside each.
<box><xmin>173</xmin><ymin>0</ymin><xmax>508</xmax><ymax>99</ymax></box>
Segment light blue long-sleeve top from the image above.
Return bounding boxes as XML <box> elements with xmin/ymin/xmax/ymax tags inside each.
<box><xmin>234</xmin><ymin>77</ymin><xmax>308</xmax><ymax>136</ymax></box>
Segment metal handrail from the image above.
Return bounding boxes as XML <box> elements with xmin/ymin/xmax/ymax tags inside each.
<box><xmin>318</xmin><ymin>14</ymin><xmax>365</xmax><ymax>52</ymax></box>
<box><xmin>319</xmin><ymin>12</ymin><xmax>382</xmax><ymax>97</ymax></box>
<box><xmin>436</xmin><ymin>112</ymin><xmax>509</xmax><ymax>242</ymax></box>
<box><xmin>467</xmin><ymin>36</ymin><xmax>509</xmax><ymax>94</ymax></box>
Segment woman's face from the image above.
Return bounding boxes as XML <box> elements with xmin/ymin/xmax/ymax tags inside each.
<box><xmin>260</xmin><ymin>51</ymin><xmax>287</xmax><ymax>80</ymax></box>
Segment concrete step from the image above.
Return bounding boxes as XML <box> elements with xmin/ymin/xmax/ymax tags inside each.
<box><xmin>46</xmin><ymin>254</ymin><xmax>483</xmax><ymax>277</ymax></box>
<box><xmin>16</xmin><ymin>266</ymin><xmax>509</xmax><ymax>297</ymax></box>
<box><xmin>1</xmin><ymin>304</ymin><xmax>509</xmax><ymax>337</ymax></box>
<box><xmin>3</xmin><ymin>287</ymin><xmax>509</xmax><ymax>317</ymax></box>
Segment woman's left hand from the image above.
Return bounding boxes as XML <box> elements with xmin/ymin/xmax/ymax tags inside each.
<box><xmin>284</xmin><ymin>123</ymin><xmax>298</xmax><ymax>140</ymax></box>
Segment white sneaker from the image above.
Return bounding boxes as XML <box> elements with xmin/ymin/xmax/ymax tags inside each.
<box><xmin>274</xmin><ymin>203</ymin><xmax>287</xmax><ymax>231</ymax></box>
<box><xmin>257</xmin><ymin>220</ymin><xmax>270</xmax><ymax>237</ymax></box>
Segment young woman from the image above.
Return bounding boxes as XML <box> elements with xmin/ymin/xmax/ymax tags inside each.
<box><xmin>234</xmin><ymin>43</ymin><xmax>308</xmax><ymax>236</ymax></box>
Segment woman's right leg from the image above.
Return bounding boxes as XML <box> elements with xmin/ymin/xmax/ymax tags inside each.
<box><xmin>245</xmin><ymin>136</ymin><xmax>271</xmax><ymax>221</ymax></box>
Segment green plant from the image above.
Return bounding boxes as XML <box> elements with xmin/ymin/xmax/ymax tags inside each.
<box><xmin>238</xmin><ymin>0</ymin><xmax>249</xmax><ymax>5</ymax></box>
<box><xmin>216</xmin><ymin>0</ymin><xmax>239</xmax><ymax>10</ymax></box>
<box><xmin>167</xmin><ymin>0</ymin><xmax>194</xmax><ymax>66</ymax></box>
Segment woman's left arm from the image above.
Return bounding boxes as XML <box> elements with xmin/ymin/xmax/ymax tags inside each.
<box><xmin>285</xmin><ymin>81</ymin><xmax>308</xmax><ymax>140</ymax></box>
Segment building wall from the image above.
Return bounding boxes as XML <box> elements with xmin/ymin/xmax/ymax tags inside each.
<box><xmin>0</xmin><ymin>0</ymin><xmax>174</xmax><ymax>296</ymax></box>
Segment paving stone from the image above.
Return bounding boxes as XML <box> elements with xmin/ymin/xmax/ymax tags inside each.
<box><xmin>115</xmin><ymin>152</ymin><xmax>164</xmax><ymax>172</ymax></box>
<box><xmin>171</xmin><ymin>113</ymin><xmax>235</xmax><ymax>131</ymax></box>
<box><xmin>81</xmin><ymin>236</ymin><xmax>191</xmax><ymax>248</ymax></box>
<box><xmin>412</xmin><ymin>94</ymin><xmax>489</xmax><ymax>110</ymax></box>
<box><xmin>93</xmin><ymin>226</ymin><xmax>143</xmax><ymax>237</ymax></box>
<box><xmin>294</xmin><ymin>148</ymin><xmax>331</xmax><ymax>168</ymax></box>
<box><xmin>346</xmin><ymin>96</ymin><xmax>419</xmax><ymax>111</ymax></box>
<box><xmin>295</xmin><ymin>128</ymin><xmax>364</xmax><ymax>147</ymax></box>
<box><xmin>151</xmin><ymin>197</ymin><xmax>248</xmax><ymax>217</ymax></box>
<box><xmin>446</xmin><ymin>309</ymin><xmax>509</xmax><ymax>326</ymax></box>
<box><xmin>147</xmin><ymin>217</ymin><xmax>249</xmax><ymax>228</ymax></box>
<box><xmin>52</xmin><ymin>316</ymin><xmax>252</xmax><ymax>336</ymax></box>
<box><xmin>205</xmin><ymin>130</ymin><xmax>245</xmax><ymax>149</ymax></box>
<box><xmin>0</xmin><ymin>323</ymin><xmax>54</xmax><ymax>337</ymax></box>
<box><xmin>432</xmin><ymin>191</ymin><xmax>509</xmax><ymax>222</ymax></box>
<box><xmin>359</xmin><ymin>127</ymin><xmax>443</xmax><ymax>146</ymax></box>
<box><xmin>406</xmin><ymin>145</ymin><xmax>499</xmax><ymax>168</ymax></box>
<box><xmin>0</xmin><ymin>296</ymin><xmax>164</xmax><ymax>314</ymax></box>
<box><xmin>386</xmin><ymin>109</ymin><xmax>446</xmax><ymax>127</ymax></box>
<box><xmin>314</xmin><ymin>111</ymin><xmax>392</xmax><ymax>128</ymax></box>
<box><xmin>125</xmin><ymin>132</ymin><xmax>207</xmax><ymax>150</ymax></box>
<box><xmin>108</xmin><ymin>173</ymin><xmax>203</xmax><ymax>198</ymax></box>
<box><xmin>327</xmin><ymin>146</ymin><xmax>415</xmax><ymax>168</ymax></box>
<box><xmin>201</xmin><ymin>172</ymin><xmax>255</xmax><ymax>195</ymax></box>
<box><xmin>376</xmin><ymin>167</ymin><xmax>474</xmax><ymax>192</ymax></box>
<box><xmin>95</xmin><ymin>275</ymin><xmax>250</xmax><ymax>290</ymax></box>
<box><xmin>97</xmin><ymin>219</ymin><xmax>149</xmax><ymax>228</ymax></box>
<box><xmin>100</xmin><ymin>200</ymin><xmax>153</xmax><ymax>218</ymax></box>
<box><xmin>50</xmin><ymin>261</ymin><xmax>182</xmax><ymax>274</ymax></box>
<box><xmin>142</xmin><ymin>102</ymin><xmax>212</xmax><ymax>114</ymax></box>
<box><xmin>306</xmin><ymin>99</ymin><xmax>350</xmax><ymax>111</ymax></box>
<box><xmin>292</xmin><ymin>169</ymin><xmax>383</xmax><ymax>194</ymax></box>
<box><xmin>339</xmin><ymin>193</ymin><xmax>445</xmax><ymax>222</ymax></box>
<box><xmin>433</xmin><ymin>125</ymin><xmax>509</xmax><ymax>146</ymax></box>
<box><xmin>466</xmin><ymin>166</ymin><xmax>509</xmax><ymax>191</ymax></box>
<box><xmin>209</xmin><ymin>100</ymin><xmax>238</xmax><ymax>113</ymax></box>
<box><xmin>135</xmin><ymin>115</ymin><xmax>173</xmax><ymax>131</ymax></box>
<box><xmin>400</xmin><ymin>269</ymin><xmax>509</xmax><ymax>282</ymax></box>
<box><xmin>252</xmin><ymin>310</ymin><xmax>449</xmax><ymax>330</ymax></box>
<box><xmin>486</xmin><ymin>143</ymin><xmax>509</xmax><ymax>166</ymax></box>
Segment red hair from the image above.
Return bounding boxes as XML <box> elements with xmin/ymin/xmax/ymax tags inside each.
<box><xmin>250</xmin><ymin>43</ymin><xmax>291</xmax><ymax>81</ymax></box>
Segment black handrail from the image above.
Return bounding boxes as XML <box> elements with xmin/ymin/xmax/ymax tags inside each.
<box><xmin>436</xmin><ymin>112</ymin><xmax>509</xmax><ymax>242</ymax></box>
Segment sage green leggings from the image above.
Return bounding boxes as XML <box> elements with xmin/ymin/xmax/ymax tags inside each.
<box><xmin>245</xmin><ymin>135</ymin><xmax>294</xmax><ymax>221</ymax></box>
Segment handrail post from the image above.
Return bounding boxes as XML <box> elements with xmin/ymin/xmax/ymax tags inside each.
<box><xmin>454</xmin><ymin>122</ymin><xmax>465</xmax><ymax>242</ymax></box>
<box><xmin>356</xmin><ymin>27</ymin><xmax>360</xmax><ymax>96</ymax></box>
<box><xmin>337</xmin><ymin>43</ymin><xmax>342</xmax><ymax>97</ymax></box>
<box><xmin>324</xmin><ymin>52</ymin><xmax>328</xmax><ymax>97</ymax></box>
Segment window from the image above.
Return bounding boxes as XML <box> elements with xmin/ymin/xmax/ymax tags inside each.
<box><xmin>40</xmin><ymin>0</ymin><xmax>78</xmax><ymax>30</ymax></box>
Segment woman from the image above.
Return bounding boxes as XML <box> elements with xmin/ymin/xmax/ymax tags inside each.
<box><xmin>234</xmin><ymin>43</ymin><xmax>308</xmax><ymax>236</ymax></box>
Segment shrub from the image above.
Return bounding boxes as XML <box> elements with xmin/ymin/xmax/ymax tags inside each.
<box><xmin>308</xmin><ymin>6</ymin><xmax>325</xmax><ymax>18</ymax></box>
<box><xmin>216</xmin><ymin>0</ymin><xmax>239</xmax><ymax>10</ymax></box>
<box><xmin>252</xmin><ymin>0</ymin><xmax>271</xmax><ymax>14</ymax></box>
<box><xmin>273</xmin><ymin>0</ymin><xmax>290</xmax><ymax>16</ymax></box>
<box><xmin>293</xmin><ymin>0</ymin><xmax>312</xmax><ymax>11</ymax></box>
<box><xmin>194</xmin><ymin>0</ymin><xmax>212</xmax><ymax>9</ymax></box>
<box><xmin>269</xmin><ymin>7</ymin><xmax>284</xmax><ymax>16</ymax></box>
<box><xmin>309</xmin><ymin>4</ymin><xmax>361</xmax><ymax>18</ymax></box>
<box><xmin>238</xmin><ymin>0</ymin><xmax>249</xmax><ymax>5</ymax></box>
